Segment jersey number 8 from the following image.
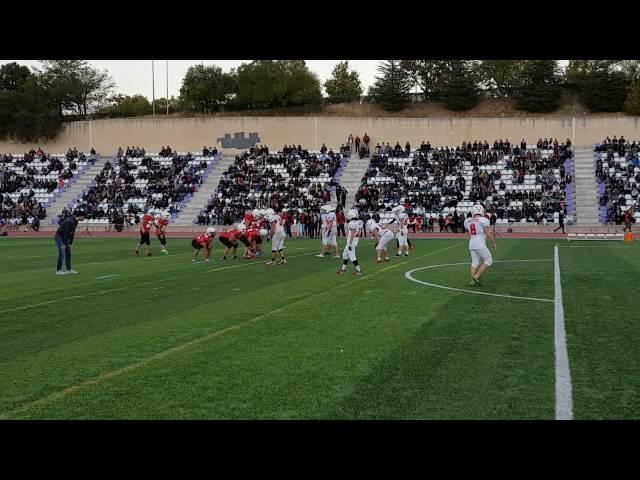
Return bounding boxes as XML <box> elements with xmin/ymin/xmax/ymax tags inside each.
<box><xmin>469</xmin><ymin>224</ymin><xmax>477</xmax><ymax>235</ymax></box>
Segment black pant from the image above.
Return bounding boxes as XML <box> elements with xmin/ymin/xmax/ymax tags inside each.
<box><xmin>337</xmin><ymin>223</ymin><xmax>346</xmax><ymax>237</ymax></box>
<box><xmin>554</xmin><ymin>222</ymin><xmax>565</xmax><ymax>233</ymax></box>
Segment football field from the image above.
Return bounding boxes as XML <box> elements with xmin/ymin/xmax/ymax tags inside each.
<box><xmin>1</xmin><ymin>235</ymin><xmax>639</xmax><ymax>419</ymax></box>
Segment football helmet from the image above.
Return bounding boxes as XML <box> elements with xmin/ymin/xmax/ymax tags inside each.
<box><xmin>472</xmin><ymin>204</ymin><xmax>485</xmax><ymax>216</ymax></box>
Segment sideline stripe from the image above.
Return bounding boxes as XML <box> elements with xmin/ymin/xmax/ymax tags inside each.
<box><xmin>554</xmin><ymin>244</ymin><xmax>574</xmax><ymax>420</ymax></box>
<box><xmin>0</xmin><ymin>243</ymin><xmax>459</xmax><ymax>418</ymax></box>
<box><xmin>405</xmin><ymin>260</ymin><xmax>554</xmax><ymax>303</ymax></box>
<box><xmin>94</xmin><ymin>275</ymin><xmax>118</xmax><ymax>280</ymax></box>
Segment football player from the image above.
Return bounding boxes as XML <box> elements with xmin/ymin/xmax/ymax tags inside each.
<box><xmin>367</xmin><ymin>218</ymin><xmax>395</xmax><ymax>263</ymax></box>
<box><xmin>154</xmin><ymin>213</ymin><xmax>169</xmax><ymax>255</ymax></box>
<box><xmin>338</xmin><ymin>209</ymin><xmax>364</xmax><ymax>276</ymax></box>
<box><xmin>219</xmin><ymin>225</ymin><xmax>242</xmax><ymax>260</ymax></box>
<box><xmin>266</xmin><ymin>208</ymin><xmax>287</xmax><ymax>265</ymax></box>
<box><xmin>463</xmin><ymin>204</ymin><xmax>497</xmax><ymax>287</ymax></box>
<box><xmin>132</xmin><ymin>211</ymin><xmax>154</xmax><ymax>256</ymax></box>
<box><xmin>393</xmin><ymin>206</ymin><xmax>410</xmax><ymax>257</ymax></box>
<box><xmin>192</xmin><ymin>227</ymin><xmax>216</xmax><ymax>262</ymax></box>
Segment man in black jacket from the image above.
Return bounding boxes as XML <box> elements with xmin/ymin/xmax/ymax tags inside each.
<box><xmin>54</xmin><ymin>209</ymin><xmax>86</xmax><ymax>275</ymax></box>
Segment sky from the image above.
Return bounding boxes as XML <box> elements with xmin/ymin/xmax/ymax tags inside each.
<box><xmin>0</xmin><ymin>60</ymin><xmax>383</xmax><ymax>99</ymax></box>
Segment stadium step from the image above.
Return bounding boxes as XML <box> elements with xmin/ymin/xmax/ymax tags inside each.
<box><xmin>46</xmin><ymin>159</ymin><xmax>111</xmax><ymax>221</ymax></box>
<box><xmin>172</xmin><ymin>155</ymin><xmax>236</xmax><ymax>226</ymax></box>
<box><xmin>334</xmin><ymin>154</ymin><xmax>372</xmax><ymax>209</ymax></box>
<box><xmin>572</xmin><ymin>148</ymin><xmax>600</xmax><ymax>225</ymax></box>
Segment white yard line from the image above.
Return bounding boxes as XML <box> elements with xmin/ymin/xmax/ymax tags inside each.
<box><xmin>94</xmin><ymin>274</ymin><xmax>119</xmax><ymax>280</ymax></box>
<box><xmin>554</xmin><ymin>244</ymin><xmax>574</xmax><ymax>420</ymax></box>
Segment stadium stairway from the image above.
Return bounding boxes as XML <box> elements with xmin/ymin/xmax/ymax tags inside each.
<box><xmin>335</xmin><ymin>152</ymin><xmax>372</xmax><ymax>210</ymax></box>
<box><xmin>171</xmin><ymin>155</ymin><xmax>236</xmax><ymax>227</ymax></box>
<box><xmin>46</xmin><ymin>158</ymin><xmax>109</xmax><ymax>222</ymax></box>
<box><xmin>573</xmin><ymin>147</ymin><xmax>600</xmax><ymax>225</ymax></box>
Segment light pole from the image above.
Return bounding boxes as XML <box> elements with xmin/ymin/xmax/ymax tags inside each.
<box><xmin>152</xmin><ymin>60</ymin><xmax>155</xmax><ymax>116</ymax></box>
<box><xmin>166</xmin><ymin>60</ymin><xmax>169</xmax><ymax>116</ymax></box>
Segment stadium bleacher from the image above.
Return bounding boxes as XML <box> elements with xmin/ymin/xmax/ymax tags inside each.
<box><xmin>200</xmin><ymin>147</ymin><xmax>346</xmax><ymax>225</ymax></box>
<box><xmin>355</xmin><ymin>140</ymin><xmax>573</xmax><ymax>227</ymax></box>
<box><xmin>595</xmin><ymin>137</ymin><xmax>640</xmax><ymax>224</ymax></box>
<box><xmin>66</xmin><ymin>151</ymin><xmax>220</xmax><ymax>228</ymax></box>
<box><xmin>0</xmin><ymin>149</ymin><xmax>98</xmax><ymax>229</ymax></box>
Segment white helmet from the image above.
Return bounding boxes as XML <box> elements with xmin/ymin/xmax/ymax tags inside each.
<box><xmin>164</xmin><ymin>213</ymin><xmax>171</xmax><ymax>219</ymax></box>
<box><xmin>472</xmin><ymin>204</ymin><xmax>485</xmax><ymax>216</ymax></box>
<box><xmin>259</xmin><ymin>228</ymin><xmax>268</xmax><ymax>238</ymax></box>
<box><xmin>237</xmin><ymin>223</ymin><xmax>246</xmax><ymax>232</ymax></box>
<box><xmin>281</xmin><ymin>208</ymin><xmax>288</xmax><ymax>213</ymax></box>
<box><xmin>207</xmin><ymin>227</ymin><xmax>216</xmax><ymax>235</ymax></box>
<box><xmin>252</xmin><ymin>208</ymin><xmax>260</xmax><ymax>217</ymax></box>
<box><xmin>265</xmin><ymin>208</ymin><xmax>275</xmax><ymax>217</ymax></box>
<box><xmin>259</xmin><ymin>209</ymin><xmax>266</xmax><ymax>218</ymax></box>
<box><xmin>154</xmin><ymin>213</ymin><xmax>161</xmax><ymax>220</ymax></box>
<box><xmin>347</xmin><ymin>209</ymin><xmax>359</xmax><ymax>220</ymax></box>
<box><xmin>366</xmin><ymin>219</ymin><xmax>376</xmax><ymax>230</ymax></box>
<box><xmin>393</xmin><ymin>206</ymin><xmax>404</xmax><ymax>213</ymax></box>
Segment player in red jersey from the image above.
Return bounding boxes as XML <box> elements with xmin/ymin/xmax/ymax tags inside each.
<box><xmin>243</xmin><ymin>227</ymin><xmax>268</xmax><ymax>258</ymax></box>
<box><xmin>219</xmin><ymin>226</ymin><xmax>241</xmax><ymax>260</ymax></box>
<box><xmin>154</xmin><ymin>213</ymin><xmax>169</xmax><ymax>255</ymax></box>
<box><xmin>244</xmin><ymin>209</ymin><xmax>257</xmax><ymax>229</ymax></box>
<box><xmin>192</xmin><ymin>227</ymin><xmax>216</xmax><ymax>262</ymax></box>
<box><xmin>132</xmin><ymin>212</ymin><xmax>154</xmax><ymax>256</ymax></box>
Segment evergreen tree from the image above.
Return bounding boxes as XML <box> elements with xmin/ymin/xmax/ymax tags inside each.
<box><xmin>517</xmin><ymin>60</ymin><xmax>562</xmax><ymax>113</ymax></box>
<box><xmin>370</xmin><ymin>60</ymin><xmax>411</xmax><ymax>112</ymax></box>
<box><xmin>624</xmin><ymin>74</ymin><xmax>640</xmax><ymax>115</ymax></box>
<box><xmin>440</xmin><ymin>60</ymin><xmax>480</xmax><ymax>111</ymax></box>
<box><xmin>581</xmin><ymin>69</ymin><xmax>628</xmax><ymax>112</ymax></box>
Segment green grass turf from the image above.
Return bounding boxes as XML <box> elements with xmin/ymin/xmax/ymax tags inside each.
<box><xmin>0</xmin><ymin>236</ymin><xmax>638</xmax><ymax>419</ymax></box>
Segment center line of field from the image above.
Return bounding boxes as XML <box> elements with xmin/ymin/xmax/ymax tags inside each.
<box><xmin>404</xmin><ymin>259</ymin><xmax>554</xmax><ymax>303</ymax></box>
<box><xmin>0</xmin><ymin>242</ymin><xmax>460</xmax><ymax>418</ymax></box>
<box><xmin>94</xmin><ymin>274</ymin><xmax>119</xmax><ymax>280</ymax></box>
<box><xmin>554</xmin><ymin>244</ymin><xmax>574</xmax><ymax>421</ymax></box>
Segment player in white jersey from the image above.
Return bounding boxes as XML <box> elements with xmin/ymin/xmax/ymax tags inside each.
<box><xmin>316</xmin><ymin>206</ymin><xmax>328</xmax><ymax>257</ymax></box>
<box><xmin>338</xmin><ymin>209</ymin><xmax>364</xmax><ymax>276</ymax></box>
<box><xmin>463</xmin><ymin>204</ymin><xmax>497</xmax><ymax>286</ymax></box>
<box><xmin>366</xmin><ymin>219</ymin><xmax>395</xmax><ymax>263</ymax></box>
<box><xmin>316</xmin><ymin>205</ymin><xmax>339</xmax><ymax>258</ymax></box>
<box><xmin>265</xmin><ymin>208</ymin><xmax>287</xmax><ymax>265</ymax></box>
<box><xmin>392</xmin><ymin>206</ymin><xmax>410</xmax><ymax>257</ymax></box>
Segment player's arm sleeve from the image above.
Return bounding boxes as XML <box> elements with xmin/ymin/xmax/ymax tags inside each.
<box><xmin>481</xmin><ymin>218</ymin><xmax>491</xmax><ymax>228</ymax></box>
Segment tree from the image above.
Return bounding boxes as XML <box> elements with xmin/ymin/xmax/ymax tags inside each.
<box><xmin>474</xmin><ymin>60</ymin><xmax>526</xmax><ymax>97</ymax></box>
<box><xmin>96</xmin><ymin>94</ymin><xmax>152</xmax><ymax>117</ymax></box>
<box><xmin>370</xmin><ymin>60</ymin><xmax>411</xmax><ymax>112</ymax></box>
<box><xmin>324</xmin><ymin>61</ymin><xmax>362</xmax><ymax>103</ymax></box>
<box><xmin>152</xmin><ymin>96</ymin><xmax>181</xmax><ymax>114</ymax></box>
<box><xmin>624</xmin><ymin>74</ymin><xmax>640</xmax><ymax>115</ymax></box>
<box><xmin>516</xmin><ymin>60</ymin><xmax>563</xmax><ymax>113</ymax></box>
<box><xmin>0</xmin><ymin>62</ymin><xmax>31</xmax><ymax>94</ymax></box>
<box><xmin>36</xmin><ymin>60</ymin><xmax>115</xmax><ymax>118</ymax></box>
<box><xmin>581</xmin><ymin>70</ymin><xmax>628</xmax><ymax>112</ymax></box>
<box><xmin>439</xmin><ymin>60</ymin><xmax>480</xmax><ymax>111</ymax></box>
<box><xmin>0</xmin><ymin>75</ymin><xmax>63</xmax><ymax>142</ymax></box>
<box><xmin>398</xmin><ymin>60</ymin><xmax>450</xmax><ymax>101</ymax></box>
<box><xmin>179</xmin><ymin>64</ymin><xmax>236</xmax><ymax>113</ymax></box>
<box><xmin>235</xmin><ymin>60</ymin><xmax>322</xmax><ymax>109</ymax></box>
